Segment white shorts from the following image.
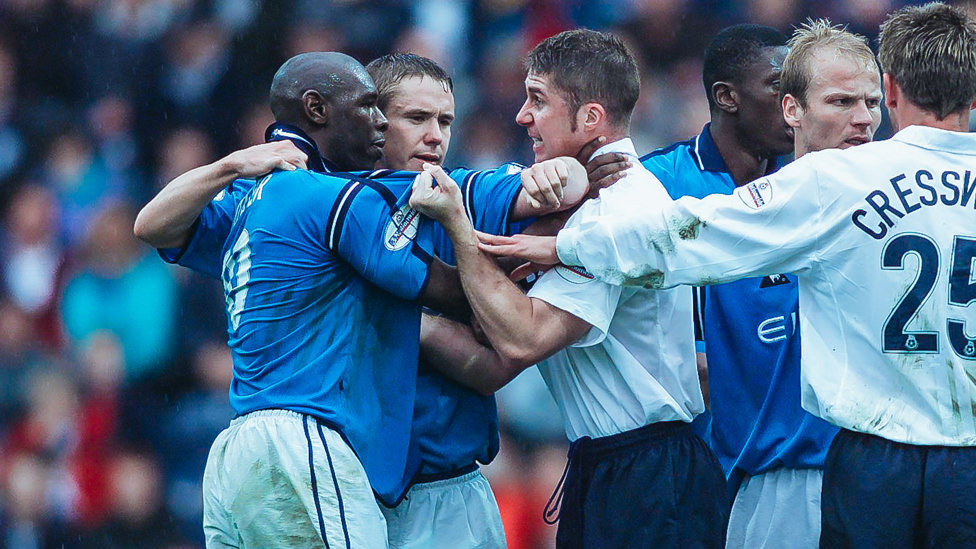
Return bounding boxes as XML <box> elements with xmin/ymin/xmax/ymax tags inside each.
<box><xmin>202</xmin><ymin>409</ymin><xmax>388</xmax><ymax>548</ymax></box>
<box><xmin>726</xmin><ymin>467</ymin><xmax>823</xmax><ymax>549</ymax></box>
<box><xmin>382</xmin><ymin>469</ymin><xmax>506</xmax><ymax>549</ymax></box>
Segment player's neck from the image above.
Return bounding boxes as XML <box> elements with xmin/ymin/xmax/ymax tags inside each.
<box><xmin>893</xmin><ymin>104</ymin><xmax>970</xmax><ymax>133</ymax></box>
<box><xmin>709</xmin><ymin>118</ymin><xmax>770</xmax><ymax>187</ymax></box>
<box><xmin>592</xmin><ymin>126</ymin><xmax>629</xmax><ymax>149</ymax></box>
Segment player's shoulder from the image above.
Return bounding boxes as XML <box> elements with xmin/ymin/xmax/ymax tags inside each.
<box><xmin>639</xmin><ymin>137</ymin><xmax>694</xmax><ymax>170</ymax></box>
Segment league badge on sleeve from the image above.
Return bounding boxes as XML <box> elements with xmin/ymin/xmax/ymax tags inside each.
<box><xmin>384</xmin><ymin>204</ymin><xmax>421</xmax><ymax>251</ymax></box>
<box><xmin>555</xmin><ymin>264</ymin><xmax>596</xmax><ymax>284</ymax></box>
<box><xmin>738</xmin><ymin>178</ymin><xmax>773</xmax><ymax>210</ymax></box>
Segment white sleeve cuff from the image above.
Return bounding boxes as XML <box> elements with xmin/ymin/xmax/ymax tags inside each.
<box><xmin>555</xmin><ymin>228</ymin><xmax>582</xmax><ymax>266</ymax></box>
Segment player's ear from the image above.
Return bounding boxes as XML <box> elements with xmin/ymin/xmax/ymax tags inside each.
<box><xmin>882</xmin><ymin>73</ymin><xmax>898</xmax><ymax>111</ymax></box>
<box><xmin>303</xmin><ymin>90</ymin><xmax>329</xmax><ymax>126</ymax></box>
<box><xmin>579</xmin><ymin>102</ymin><xmax>605</xmax><ymax>132</ymax></box>
<box><xmin>782</xmin><ymin>94</ymin><xmax>802</xmax><ymax>128</ymax></box>
<box><xmin>712</xmin><ymin>81</ymin><xmax>738</xmax><ymax>114</ymax></box>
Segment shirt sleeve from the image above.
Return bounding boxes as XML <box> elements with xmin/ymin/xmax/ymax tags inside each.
<box><xmin>556</xmin><ymin>156</ymin><xmax>825</xmax><ymax>289</ymax></box>
<box><xmin>527</xmin><ymin>265</ymin><xmax>620</xmax><ymax>347</ymax></box>
<box><xmin>451</xmin><ymin>165</ymin><xmax>524</xmax><ymax>236</ymax></box>
<box><xmin>157</xmin><ymin>180</ymin><xmax>252</xmax><ymax>279</ymax></box>
<box><xmin>328</xmin><ymin>178</ymin><xmax>433</xmax><ymax>302</ymax></box>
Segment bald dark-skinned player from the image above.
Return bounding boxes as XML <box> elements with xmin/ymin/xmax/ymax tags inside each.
<box><xmin>136</xmin><ymin>52</ymin><xmax>471</xmax><ymax>548</ymax></box>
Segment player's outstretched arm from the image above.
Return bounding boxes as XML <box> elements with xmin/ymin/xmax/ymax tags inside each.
<box><xmin>412</xmin><ymin>165</ymin><xmax>592</xmax><ymax>378</ymax></box>
<box><xmin>134</xmin><ymin>141</ymin><xmax>307</xmax><ymax>249</ymax></box>
<box><xmin>556</xmin><ymin>159</ymin><xmax>823</xmax><ymax>287</ymax></box>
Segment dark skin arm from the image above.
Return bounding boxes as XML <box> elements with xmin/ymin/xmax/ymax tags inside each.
<box><xmin>418</xmin><ymin>259</ymin><xmax>471</xmax><ymax>321</ymax></box>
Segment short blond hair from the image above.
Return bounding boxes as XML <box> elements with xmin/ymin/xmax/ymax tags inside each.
<box><xmin>781</xmin><ymin>19</ymin><xmax>879</xmax><ymax>108</ymax></box>
<box><xmin>879</xmin><ymin>2</ymin><xmax>976</xmax><ymax>119</ymax></box>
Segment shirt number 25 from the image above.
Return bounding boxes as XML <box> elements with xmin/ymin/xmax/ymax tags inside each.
<box><xmin>882</xmin><ymin>234</ymin><xmax>976</xmax><ymax>359</ymax></box>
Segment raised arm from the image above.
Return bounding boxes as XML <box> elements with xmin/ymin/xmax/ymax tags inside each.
<box><xmin>511</xmin><ymin>156</ymin><xmax>588</xmax><ymax>220</ymax></box>
<box><xmin>134</xmin><ymin>141</ymin><xmax>307</xmax><ymax>248</ymax></box>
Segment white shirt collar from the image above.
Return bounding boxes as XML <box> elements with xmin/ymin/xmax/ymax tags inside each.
<box><xmin>588</xmin><ymin>137</ymin><xmax>639</xmax><ymax>162</ymax></box>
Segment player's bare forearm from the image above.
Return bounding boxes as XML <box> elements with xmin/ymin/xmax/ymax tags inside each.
<box><xmin>450</xmin><ymin>224</ymin><xmax>589</xmax><ymax>369</ymax></box>
<box><xmin>510</xmin><ymin>156</ymin><xmax>589</xmax><ymax>221</ymax></box>
<box><xmin>134</xmin><ymin>141</ymin><xmax>307</xmax><ymax>249</ymax></box>
<box><xmin>420</xmin><ymin>313</ymin><xmax>521</xmax><ymax>395</ymax></box>
<box><xmin>134</xmin><ymin>159</ymin><xmax>239</xmax><ymax>249</ymax></box>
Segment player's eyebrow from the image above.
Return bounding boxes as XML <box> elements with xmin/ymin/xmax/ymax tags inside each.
<box><xmin>403</xmin><ymin>106</ymin><xmax>435</xmax><ymax>117</ymax></box>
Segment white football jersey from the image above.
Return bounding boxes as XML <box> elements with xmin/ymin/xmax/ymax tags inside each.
<box><xmin>557</xmin><ymin>126</ymin><xmax>976</xmax><ymax>446</ymax></box>
<box><xmin>529</xmin><ymin>138</ymin><xmax>703</xmax><ymax>441</ymax></box>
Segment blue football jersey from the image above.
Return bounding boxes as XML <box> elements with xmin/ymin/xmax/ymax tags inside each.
<box><xmin>159</xmin><ymin>139</ymin><xmax>525</xmax><ymax>498</ymax></box>
<box><xmin>347</xmin><ymin>164</ymin><xmax>525</xmax><ymax>478</ymax></box>
<box><xmin>642</xmin><ymin>124</ymin><xmax>837</xmax><ymax>496</ymax></box>
<box><xmin>223</xmin><ymin>168</ymin><xmax>434</xmax><ymax>505</ymax></box>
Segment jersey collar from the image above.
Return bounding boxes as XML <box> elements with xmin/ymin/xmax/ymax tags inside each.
<box><xmin>690</xmin><ymin>123</ymin><xmax>728</xmax><ymax>173</ymax></box>
<box><xmin>891</xmin><ymin>124</ymin><xmax>976</xmax><ymax>155</ymax></box>
<box><xmin>264</xmin><ymin>122</ymin><xmax>340</xmax><ymax>173</ymax></box>
<box><xmin>692</xmin><ymin>123</ymin><xmax>784</xmax><ymax>177</ymax></box>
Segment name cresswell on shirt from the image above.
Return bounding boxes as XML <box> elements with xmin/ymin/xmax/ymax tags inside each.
<box><xmin>739</xmin><ymin>178</ymin><xmax>773</xmax><ymax>209</ymax></box>
<box><xmin>385</xmin><ymin>203</ymin><xmax>421</xmax><ymax>251</ymax></box>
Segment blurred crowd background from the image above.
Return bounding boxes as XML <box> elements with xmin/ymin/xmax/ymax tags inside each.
<box><xmin>1</xmin><ymin>0</ymin><xmax>973</xmax><ymax>547</ymax></box>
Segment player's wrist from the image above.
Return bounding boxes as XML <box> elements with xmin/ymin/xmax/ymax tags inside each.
<box><xmin>214</xmin><ymin>154</ymin><xmax>244</xmax><ymax>181</ymax></box>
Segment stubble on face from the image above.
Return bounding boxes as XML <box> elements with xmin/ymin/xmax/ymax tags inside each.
<box><xmin>518</xmin><ymin>73</ymin><xmax>583</xmax><ymax>163</ymax></box>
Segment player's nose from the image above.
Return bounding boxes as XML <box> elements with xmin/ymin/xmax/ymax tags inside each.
<box><xmin>851</xmin><ymin>100</ymin><xmax>874</xmax><ymax>126</ymax></box>
<box><xmin>373</xmin><ymin>107</ymin><xmax>389</xmax><ymax>132</ymax></box>
<box><xmin>516</xmin><ymin>100</ymin><xmax>532</xmax><ymax>127</ymax></box>
<box><xmin>425</xmin><ymin>121</ymin><xmax>443</xmax><ymax>145</ymax></box>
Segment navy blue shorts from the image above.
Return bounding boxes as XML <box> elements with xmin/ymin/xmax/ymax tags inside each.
<box><xmin>549</xmin><ymin>421</ymin><xmax>728</xmax><ymax>549</ymax></box>
<box><xmin>821</xmin><ymin>428</ymin><xmax>976</xmax><ymax>548</ymax></box>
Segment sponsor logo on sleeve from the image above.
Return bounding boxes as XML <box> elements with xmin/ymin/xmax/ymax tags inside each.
<box><xmin>384</xmin><ymin>204</ymin><xmax>421</xmax><ymax>251</ymax></box>
<box><xmin>555</xmin><ymin>264</ymin><xmax>595</xmax><ymax>284</ymax></box>
<box><xmin>738</xmin><ymin>178</ymin><xmax>773</xmax><ymax>210</ymax></box>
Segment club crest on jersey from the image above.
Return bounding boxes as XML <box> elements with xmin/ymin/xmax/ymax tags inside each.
<box><xmin>384</xmin><ymin>204</ymin><xmax>421</xmax><ymax>251</ymax></box>
<box><xmin>555</xmin><ymin>264</ymin><xmax>595</xmax><ymax>284</ymax></box>
<box><xmin>739</xmin><ymin>178</ymin><xmax>773</xmax><ymax>210</ymax></box>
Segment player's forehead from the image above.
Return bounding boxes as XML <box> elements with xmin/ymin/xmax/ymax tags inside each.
<box><xmin>524</xmin><ymin>71</ymin><xmax>556</xmax><ymax>95</ymax></box>
<box><xmin>807</xmin><ymin>52</ymin><xmax>882</xmax><ymax>97</ymax></box>
<box><xmin>339</xmin><ymin>68</ymin><xmax>378</xmax><ymax>102</ymax></box>
<box><xmin>388</xmin><ymin>75</ymin><xmax>455</xmax><ymax>114</ymax></box>
<box><xmin>743</xmin><ymin>45</ymin><xmax>789</xmax><ymax>83</ymax></box>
